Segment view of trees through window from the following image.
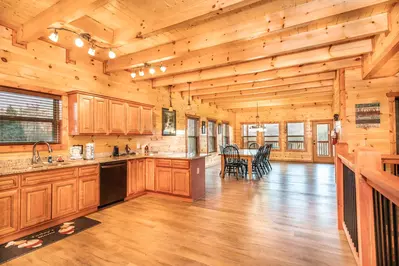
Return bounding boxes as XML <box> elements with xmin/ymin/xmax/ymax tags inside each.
<box><xmin>287</xmin><ymin>122</ymin><xmax>305</xmax><ymax>150</ymax></box>
<box><xmin>241</xmin><ymin>124</ymin><xmax>257</xmax><ymax>148</ymax></box>
<box><xmin>222</xmin><ymin>123</ymin><xmax>229</xmax><ymax>146</ymax></box>
<box><xmin>264</xmin><ymin>123</ymin><xmax>279</xmax><ymax>149</ymax></box>
<box><xmin>208</xmin><ymin>120</ymin><xmax>217</xmax><ymax>153</ymax></box>
<box><xmin>187</xmin><ymin>117</ymin><xmax>199</xmax><ymax>155</ymax></box>
<box><xmin>0</xmin><ymin>89</ymin><xmax>62</xmax><ymax>144</ymax></box>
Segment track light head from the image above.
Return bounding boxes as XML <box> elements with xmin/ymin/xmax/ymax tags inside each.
<box><xmin>139</xmin><ymin>69</ymin><xmax>145</xmax><ymax>76</ymax></box>
<box><xmin>74</xmin><ymin>37</ymin><xmax>84</xmax><ymax>47</ymax></box>
<box><xmin>130</xmin><ymin>72</ymin><xmax>136</xmax><ymax>78</ymax></box>
<box><xmin>160</xmin><ymin>65</ymin><xmax>167</xmax><ymax>72</ymax></box>
<box><xmin>88</xmin><ymin>46</ymin><xmax>96</xmax><ymax>56</ymax></box>
<box><xmin>149</xmin><ymin>67</ymin><xmax>156</xmax><ymax>75</ymax></box>
<box><xmin>108</xmin><ymin>49</ymin><xmax>116</xmax><ymax>59</ymax></box>
<box><xmin>49</xmin><ymin>30</ymin><xmax>58</xmax><ymax>43</ymax></box>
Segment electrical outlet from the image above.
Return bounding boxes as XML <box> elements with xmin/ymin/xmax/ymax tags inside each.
<box><xmin>197</xmin><ymin>167</ymin><xmax>200</xmax><ymax>174</ymax></box>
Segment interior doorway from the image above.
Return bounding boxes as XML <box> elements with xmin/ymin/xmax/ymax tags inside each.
<box><xmin>312</xmin><ymin>120</ymin><xmax>334</xmax><ymax>163</ymax></box>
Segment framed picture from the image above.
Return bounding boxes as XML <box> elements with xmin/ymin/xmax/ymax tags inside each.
<box><xmin>162</xmin><ymin>108</ymin><xmax>176</xmax><ymax>136</ymax></box>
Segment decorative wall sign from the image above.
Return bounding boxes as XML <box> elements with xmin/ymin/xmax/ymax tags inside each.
<box><xmin>355</xmin><ymin>103</ymin><xmax>380</xmax><ymax>128</ymax></box>
<box><xmin>162</xmin><ymin>108</ymin><xmax>176</xmax><ymax>136</ymax></box>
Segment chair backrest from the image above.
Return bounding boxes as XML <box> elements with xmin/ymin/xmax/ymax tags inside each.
<box><xmin>248</xmin><ymin>142</ymin><xmax>259</xmax><ymax>150</ymax></box>
<box><xmin>265</xmin><ymin>144</ymin><xmax>272</xmax><ymax>160</ymax></box>
<box><xmin>223</xmin><ymin>145</ymin><xmax>240</xmax><ymax>164</ymax></box>
<box><xmin>219</xmin><ymin>144</ymin><xmax>225</xmax><ymax>154</ymax></box>
<box><xmin>253</xmin><ymin>146</ymin><xmax>264</xmax><ymax>163</ymax></box>
<box><xmin>231</xmin><ymin>143</ymin><xmax>240</xmax><ymax>149</ymax></box>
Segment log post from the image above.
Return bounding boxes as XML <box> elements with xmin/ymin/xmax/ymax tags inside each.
<box><xmin>335</xmin><ymin>142</ymin><xmax>348</xmax><ymax>230</ymax></box>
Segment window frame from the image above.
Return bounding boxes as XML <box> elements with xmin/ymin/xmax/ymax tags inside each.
<box><xmin>0</xmin><ymin>85</ymin><xmax>66</xmax><ymax>152</ymax></box>
<box><xmin>240</xmin><ymin>122</ymin><xmax>258</xmax><ymax>149</ymax></box>
<box><xmin>263</xmin><ymin>122</ymin><xmax>281</xmax><ymax>151</ymax></box>
<box><xmin>185</xmin><ymin>114</ymin><xmax>200</xmax><ymax>155</ymax></box>
<box><xmin>285</xmin><ymin>121</ymin><xmax>306</xmax><ymax>152</ymax></box>
<box><xmin>207</xmin><ymin>118</ymin><xmax>217</xmax><ymax>154</ymax></box>
<box><xmin>222</xmin><ymin>121</ymin><xmax>230</xmax><ymax>146</ymax></box>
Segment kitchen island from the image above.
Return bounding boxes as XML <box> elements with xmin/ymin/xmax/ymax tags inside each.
<box><xmin>0</xmin><ymin>153</ymin><xmax>207</xmax><ymax>244</ymax></box>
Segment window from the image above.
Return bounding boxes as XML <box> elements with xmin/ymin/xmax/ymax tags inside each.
<box><xmin>208</xmin><ymin>120</ymin><xmax>217</xmax><ymax>153</ymax></box>
<box><xmin>264</xmin><ymin>123</ymin><xmax>279</xmax><ymax>150</ymax></box>
<box><xmin>222</xmin><ymin>123</ymin><xmax>230</xmax><ymax>146</ymax></box>
<box><xmin>241</xmin><ymin>124</ymin><xmax>257</xmax><ymax>148</ymax></box>
<box><xmin>286</xmin><ymin>122</ymin><xmax>305</xmax><ymax>151</ymax></box>
<box><xmin>187</xmin><ymin>116</ymin><xmax>199</xmax><ymax>155</ymax></box>
<box><xmin>0</xmin><ymin>87</ymin><xmax>62</xmax><ymax>145</ymax></box>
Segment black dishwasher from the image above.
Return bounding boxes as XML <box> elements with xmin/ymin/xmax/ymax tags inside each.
<box><xmin>99</xmin><ymin>160</ymin><xmax>127</xmax><ymax>208</ymax></box>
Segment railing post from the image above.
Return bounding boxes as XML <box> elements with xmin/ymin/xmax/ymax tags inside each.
<box><xmin>335</xmin><ymin>142</ymin><xmax>348</xmax><ymax>230</ymax></box>
<box><xmin>354</xmin><ymin>147</ymin><xmax>381</xmax><ymax>266</ymax></box>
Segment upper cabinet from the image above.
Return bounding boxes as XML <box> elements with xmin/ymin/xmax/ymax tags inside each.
<box><xmin>68</xmin><ymin>91</ymin><xmax>153</xmax><ymax>136</ymax></box>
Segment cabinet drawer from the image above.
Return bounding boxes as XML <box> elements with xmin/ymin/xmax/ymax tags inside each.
<box><xmin>172</xmin><ymin>160</ymin><xmax>190</xmax><ymax>169</ymax></box>
<box><xmin>79</xmin><ymin>165</ymin><xmax>99</xmax><ymax>177</ymax></box>
<box><xmin>21</xmin><ymin>168</ymin><xmax>78</xmax><ymax>186</ymax></box>
<box><xmin>156</xmin><ymin>159</ymin><xmax>172</xmax><ymax>167</ymax></box>
<box><xmin>0</xmin><ymin>175</ymin><xmax>19</xmax><ymax>191</ymax></box>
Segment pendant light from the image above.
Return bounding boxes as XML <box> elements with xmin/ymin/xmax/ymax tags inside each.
<box><xmin>187</xmin><ymin>82</ymin><xmax>192</xmax><ymax>109</ymax></box>
<box><xmin>255</xmin><ymin>102</ymin><xmax>263</xmax><ymax>132</ymax></box>
<box><xmin>168</xmin><ymin>86</ymin><xmax>174</xmax><ymax>111</ymax></box>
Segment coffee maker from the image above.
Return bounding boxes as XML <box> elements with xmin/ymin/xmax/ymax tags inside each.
<box><xmin>112</xmin><ymin>146</ymin><xmax>120</xmax><ymax>157</ymax></box>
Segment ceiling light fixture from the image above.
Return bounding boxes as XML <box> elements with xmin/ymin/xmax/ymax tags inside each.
<box><xmin>48</xmin><ymin>30</ymin><xmax>58</xmax><ymax>43</ymax></box>
<box><xmin>139</xmin><ymin>69</ymin><xmax>145</xmax><ymax>77</ymax></box>
<box><xmin>108</xmin><ymin>49</ymin><xmax>116</xmax><ymax>59</ymax></box>
<box><xmin>74</xmin><ymin>37</ymin><xmax>84</xmax><ymax>48</ymax></box>
<box><xmin>149</xmin><ymin>67</ymin><xmax>156</xmax><ymax>75</ymax></box>
<box><xmin>187</xmin><ymin>82</ymin><xmax>192</xmax><ymax>107</ymax></box>
<box><xmin>88</xmin><ymin>46</ymin><xmax>96</xmax><ymax>56</ymax></box>
<box><xmin>253</xmin><ymin>102</ymin><xmax>263</xmax><ymax>132</ymax></box>
<box><xmin>130</xmin><ymin>72</ymin><xmax>136</xmax><ymax>79</ymax></box>
<box><xmin>160</xmin><ymin>65</ymin><xmax>167</xmax><ymax>73</ymax></box>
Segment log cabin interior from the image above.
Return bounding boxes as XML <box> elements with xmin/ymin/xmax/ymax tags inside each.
<box><xmin>0</xmin><ymin>0</ymin><xmax>398</xmax><ymax>265</ymax></box>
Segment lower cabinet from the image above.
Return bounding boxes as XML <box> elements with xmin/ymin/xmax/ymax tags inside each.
<box><xmin>21</xmin><ymin>184</ymin><xmax>52</xmax><ymax>229</ymax></box>
<box><xmin>156</xmin><ymin>167</ymin><xmax>172</xmax><ymax>193</ymax></box>
<box><xmin>78</xmin><ymin>175</ymin><xmax>99</xmax><ymax>211</ymax></box>
<box><xmin>145</xmin><ymin>159</ymin><xmax>155</xmax><ymax>191</ymax></box>
<box><xmin>52</xmin><ymin>179</ymin><xmax>78</xmax><ymax>219</ymax></box>
<box><xmin>137</xmin><ymin>159</ymin><xmax>146</xmax><ymax>193</ymax></box>
<box><xmin>0</xmin><ymin>189</ymin><xmax>19</xmax><ymax>237</ymax></box>
<box><xmin>172</xmin><ymin>169</ymin><xmax>190</xmax><ymax>196</ymax></box>
<box><xmin>128</xmin><ymin>160</ymin><xmax>138</xmax><ymax>195</ymax></box>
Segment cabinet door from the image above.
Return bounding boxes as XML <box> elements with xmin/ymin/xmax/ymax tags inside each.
<box><xmin>21</xmin><ymin>184</ymin><xmax>51</xmax><ymax>229</ymax></box>
<box><xmin>109</xmin><ymin>100</ymin><xmax>126</xmax><ymax>134</ymax></box>
<box><xmin>78</xmin><ymin>175</ymin><xmax>99</xmax><ymax>210</ymax></box>
<box><xmin>156</xmin><ymin>167</ymin><xmax>172</xmax><ymax>193</ymax></box>
<box><xmin>52</xmin><ymin>179</ymin><xmax>77</xmax><ymax>219</ymax></box>
<box><xmin>172</xmin><ymin>169</ymin><xmax>190</xmax><ymax>196</ymax></box>
<box><xmin>94</xmin><ymin>97</ymin><xmax>108</xmax><ymax>134</ymax></box>
<box><xmin>127</xmin><ymin>160</ymin><xmax>138</xmax><ymax>196</ymax></box>
<box><xmin>145</xmin><ymin>159</ymin><xmax>155</xmax><ymax>191</ymax></box>
<box><xmin>137</xmin><ymin>159</ymin><xmax>146</xmax><ymax>192</ymax></box>
<box><xmin>78</xmin><ymin>94</ymin><xmax>94</xmax><ymax>134</ymax></box>
<box><xmin>0</xmin><ymin>189</ymin><xmax>19</xmax><ymax>237</ymax></box>
<box><xmin>141</xmin><ymin>106</ymin><xmax>153</xmax><ymax>135</ymax></box>
<box><xmin>126</xmin><ymin>103</ymin><xmax>141</xmax><ymax>134</ymax></box>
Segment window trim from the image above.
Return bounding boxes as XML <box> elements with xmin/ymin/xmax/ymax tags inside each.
<box><xmin>0</xmin><ymin>85</ymin><xmax>67</xmax><ymax>153</ymax></box>
<box><xmin>207</xmin><ymin>118</ymin><xmax>217</xmax><ymax>154</ymax></box>
<box><xmin>240</xmin><ymin>122</ymin><xmax>259</xmax><ymax>149</ymax></box>
<box><xmin>285</xmin><ymin>121</ymin><xmax>307</xmax><ymax>152</ymax></box>
<box><xmin>263</xmin><ymin>122</ymin><xmax>281</xmax><ymax>151</ymax></box>
<box><xmin>222</xmin><ymin>121</ymin><xmax>230</xmax><ymax>146</ymax></box>
<box><xmin>185</xmin><ymin>114</ymin><xmax>200</xmax><ymax>155</ymax></box>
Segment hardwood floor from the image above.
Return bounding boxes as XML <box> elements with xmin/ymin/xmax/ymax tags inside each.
<box><xmin>6</xmin><ymin>162</ymin><xmax>356</xmax><ymax>266</ymax></box>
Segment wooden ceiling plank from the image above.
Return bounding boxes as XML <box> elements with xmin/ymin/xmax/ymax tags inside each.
<box><xmin>196</xmin><ymin>80</ymin><xmax>334</xmax><ymax>100</ymax></box>
<box><xmin>184</xmin><ymin>72</ymin><xmax>335</xmax><ymax>96</ymax></box>
<box><xmin>363</xmin><ymin>3</ymin><xmax>399</xmax><ymax>79</ymax></box>
<box><xmin>203</xmin><ymin>86</ymin><xmax>333</xmax><ymax>104</ymax></box>
<box><xmin>172</xmin><ymin>57</ymin><xmax>361</xmax><ymax>91</ymax></box>
<box><xmin>106</xmin><ymin>0</ymin><xmax>390</xmax><ymax>72</ymax></box>
<box><xmin>16</xmin><ymin>0</ymin><xmax>105</xmax><ymax>44</ymax></box>
<box><xmin>229</xmin><ymin>102</ymin><xmax>332</xmax><ymax>112</ymax></box>
<box><xmin>155</xmin><ymin>39</ymin><xmax>371</xmax><ymax>87</ymax></box>
<box><xmin>68</xmin><ymin>15</ymin><xmax>114</xmax><ymax>44</ymax></box>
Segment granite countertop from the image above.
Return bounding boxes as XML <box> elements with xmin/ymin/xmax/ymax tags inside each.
<box><xmin>0</xmin><ymin>153</ymin><xmax>208</xmax><ymax>177</ymax></box>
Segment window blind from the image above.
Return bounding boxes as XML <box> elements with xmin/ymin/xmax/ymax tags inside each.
<box><xmin>0</xmin><ymin>87</ymin><xmax>62</xmax><ymax>144</ymax></box>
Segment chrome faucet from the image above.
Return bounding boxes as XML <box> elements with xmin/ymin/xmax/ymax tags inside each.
<box><xmin>32</xmin><ymin>141</ymin><xmax>52</xmax><ymax>164</ymax></box>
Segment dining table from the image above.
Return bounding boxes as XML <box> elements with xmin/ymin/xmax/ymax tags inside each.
<box><xmin>220</xmin><ymin>149</ymin><xmax>258</xmax><ymax>180</ymax></box>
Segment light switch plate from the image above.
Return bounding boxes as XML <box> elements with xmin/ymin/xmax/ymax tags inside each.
<box><xmin>197</xmin><ymin>168</ymin><xmax>200</xmax><ymax>174</ymax></box>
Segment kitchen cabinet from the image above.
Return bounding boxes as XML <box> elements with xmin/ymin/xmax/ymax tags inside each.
<box><xmin>0</xmin><ymin>189</ymin><xmax>19</xmax><ymax>237</ymax></box>
<box><xmin>109</xmin><ymin>99</ymin><xmax>126</xmax><ymax>134</ymax></box>
<box><xmin>21</xmin><ymin>184</ymin><xmax>52</xmax><ymax>229</ymax></box>
<box><xmin>145</xmin><ymin>159</ymin><xmax>155</xmax><ymax>191</ymax></box>
<box><xmin>79</xmin><ymin>94</ymin><xmax>94</xmax><ymax>134</ymax></box>
<box><xmin>52</xmin><ymin>179</ymin><xmax>77</xmax><ymax>219</ymax></box>
<box><xmin>127</xmin><ymin>160</ymin><xmax>138</xmax><ymax>195</ymax></box>
<box><xmin>172</xmin><ymin>169</ymin><xmax>190</xmax><ymax>196</ymax></box>
<box><xmin>126</xmin><ymin>103</ymin><xmax>141</xmax><ymax>134</ymax></box>
<box><xmin>141</xmin><ymin>106</ymin><xmax>153</xmax><ymax>135</ymax></box>
<box><xmin>137</xmin><ymin>159</ymin><xmax>146</xmax><ymax>192</ymax></box>
<box><xmin>78</xmin><ymin>175</ymin><xmax>99</xmax><ymax>210</ymax></box>
<box><xmin>156</xmin><ymin>167</ymin><xmax>172</xmax><ymax>193</ymax></box>
<box><xmin>93</xmin><ymin>97</ymin><xmax>108</xmax><ymax>134</ymax></box>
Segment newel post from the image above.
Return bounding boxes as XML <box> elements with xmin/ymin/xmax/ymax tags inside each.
<box><xmin>354</xmin><ymin>147</ymin><xmax>380</xmax><ymax>266</ymax></box>
<box><xmin>335</xmin><ymin>142</ymin><xmax>348</xmax><ymax>230</ymax></box>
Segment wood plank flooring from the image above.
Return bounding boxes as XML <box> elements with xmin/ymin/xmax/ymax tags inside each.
<box><xmin>5</xmin><ymin>162</ymin><xmax>356</xmax><ymax>266</ymax></box>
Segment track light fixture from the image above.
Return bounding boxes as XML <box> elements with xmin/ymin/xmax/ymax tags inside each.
<box><xmin>129</xmin><ymin>63</ymin><xmax>167</xmax><ymax>79</ymax></box>
<box><xmin>48</xmin><ymin>30</ymin><xmax>58</xmax><ymax>43</ymax></box>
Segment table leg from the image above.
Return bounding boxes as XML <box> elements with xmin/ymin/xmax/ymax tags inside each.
<box><xmin>248</xmin><ymin>157</ymin><xmax>253</xmax><ymax>180</ymax></box>
<box><xmin>220</xmin><ymin>155</ymin><xmax>225</xmax><ymax>177</ymax></box>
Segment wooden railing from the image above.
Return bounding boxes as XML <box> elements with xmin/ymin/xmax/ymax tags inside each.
<box><xmin>381</xmin><ymin>154</ymin><xmax>399</xmax><ymax>176</ymax></box>
<box><xmin>317</xmin><ymin>141</ymin><xmax>330</xmax><ymax>156</ymax></box>
<box><xmin>336</xmin><ymin>143</ymin><xmax>399</xmax><ymax>266</ymax></box>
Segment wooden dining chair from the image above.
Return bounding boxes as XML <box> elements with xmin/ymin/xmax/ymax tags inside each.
<box><xmin>222</xmin><ymin>145</ymin><xmax>246</xmax><ymax>180</ymax></box>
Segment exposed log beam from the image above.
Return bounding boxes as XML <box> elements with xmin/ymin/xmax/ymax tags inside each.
<box><xmin>153</xmin><ymin>39</ymin><xmax>373</xmax><ymax>87</ymax></box>
<box><xmin>16</xmin><ymin>0</ymin><xmax>105</xmax><ymax>44</ymax></box>
<box><xmin>184</xmin><ymin>72</ymin><xmax>335</xmax><ymax>96</ymax></box>
<box><xmin>196</xmin><ymin>80</ymin><xmax>334</xmax><ymax>100</ymax></box>
<box><xmin>172</xmin><ymin>57</ymin><xmax>361</xmax><ymax>91</ymax></box>
<box><xmin>106</xmin><ymin>0</ymin><xmax>390</xmax><ymax>72</ymax></box>
<box><xmin>229</xmin><ymin>102</ymin><xmax>332</xmax><ymax>112</ymax></box>
<box><xmin>69</xmin><ymin>16</ymin><xmax>114</xmax><ymax>44</ymax></box>
<box><xmin>203</xmin><ymin>86</ymin><xmax>333</xmax><ymax>104</ymax></box>
<box><xmin>363</xmin><ymin>3</ymin><xmax>399</xmax><ymax>79</ymax></box>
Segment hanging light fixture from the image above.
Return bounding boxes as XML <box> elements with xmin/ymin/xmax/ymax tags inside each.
<box><xmin>74</xmin><ymin>37</ymin><xmax>84</xmax><ymax>47</ymax></box>
<box><xmin>149</xmin><ymin>67</ymin><xmax>156</xmax><ymax>75</ymax></box>
<box><xmin>88</xmin><ymin>45</ymin><xmax>96</xmax><ymax>56</ymax></box>
<box><xmin>160</xmin><ymin>65</ymin><xmax>167</xmax><ymax>73</ymax></box>
<box><xmin>130</xmin><ymin>72</ymin><xmax>136</xmax><ymax>79</ymax></box>
<box><xmin>48</xmin><ymin>30</ymin><xmax>58</xmax><ymax>42</ymax></box>
<box><xmin>254</xmin><ymin>102</ymin><xmax>263</xmax><ymax>132</ymax></box>
<box><xmin>187</xmin><ymin>82</ymin><xmax>192</xmax><ymax>108</ymax></box>
<box><xmin>168</xmin><ymin>86</ymin><xmax>174</xmax><ymax>111</ymax></box>
<box><xmin>139</xmin><ymin>69</ymin><xmax>145</xmax><ymax>76</ymax></box>
<box><xmin>108</xmin><ymin>49</ymin><xmax>116</xmax><ymax>59</ymax></box>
